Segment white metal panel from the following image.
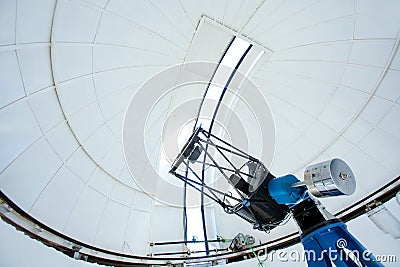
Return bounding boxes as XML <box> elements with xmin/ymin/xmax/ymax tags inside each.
<box><xmin>30</xmin><ymin>165</ymin><xmax>85</xmax><ymax>230</ymax></box>
<box><xmin>375</xmin><ymin>70</ymin><xmax>400</xmax><ymax>102</ymax></box>
<box><xmin>177</xmin><ymin>0</ymin><xmax>202</xmax><ymax>28</ymax></box>
<box><xmin>94</xmin><ymin>200</ymin><xmax>130</xmax><ymax>251</ymax></box>
<box><xmin>240</xmin><ymin>0</ymin><xmax>285</xmax><ymax>37</ymax></box>
<box><xmin>28</xmin><ymin>87</ymin><xmax>64</xmax><ymax>133</ymax></box>
<box><xmin>0</xmin><ymin>138</ymin><xmax>62</xmax><ymax>210</ymax></box>
<box><xmin>0</xmin><ymin>0</ymin><xmax>16</xmax><ymax>45</ymax></box>
<box><xmin>358</xmin><ymin>129</ymin><xmax>400</xmax><ymax>175</ymax></box>
<box><xmin>93</xmin><ymin>67</ymin><xmax>157</xmax><ymax>98</ymax></box>
<box><xmin>266</xmin><ymin>17</ymin><xmax>354</xmax><ymax>50</ymax></box>
<box><xmin>151</xmin><ymin>0</ymin><xmax>195</xmax><ymax>40</ymax></box>
<box><xmin>125</xmin><ymin>209</ymin><xmax>151</xmax><ymax>255</ymax></box>
<box><xmin>390</xmin><ymin>47</ymin><xmax>400</xmax><ymax>70</ymax></box>
<box><xmin>0</xmin><ymin>51</ymin><xmax>25</xmax><ymax>107</ymax></box>
<box><xmin>132</xmin><ymin>192</ymin><xmax>153</xmax><ymax>212</ymax></box>
<box><xmin>45</xmin><ymin>121</ymin><xmax>79</xmax><ymax>161</ymax></box>
<box><xmin>68</xmin><ymin>102</ymin><xmax>105</xmax><ymax>141</ymax></box>
<box><xmin>100</xmin><ymin>143</ymin><xmax>125</xmax><ymax>177</ymax></box>
<box><xmin>330</xmin><ymin>87</ymin><xmax>369</xmax><ymax>115</ymax></box>
<box><xmin>272</xmin><ymin>112</ymin><xmax>302</xmax><ymax>153</ymax></box>
<box><xmin>340</xmin><ymin>65</ymin><xmax>383</xmax><ymax>93</ymax></box>
<box><xmin>83</xmin><ymin>124</ymin><xmax>115</xmax><ymax>162</ymax></box>
<box><xmin>359</xmin><ymin>96</ymin><xmax>393</xmax><ymax>125</ymax></box>
<box><xmin>294</xmin><ymin>121</ymin><xmax>337</xmax><ymax>164</ymax></box>
<box><xmin>105</xmin><ymin>112</ymin><xmax>124</xmax><ymax>142</ymax></box>
<box><xmin>58</xmin><ymin>76</ymin><xmax>97</xmax><ymax>116</ymax></box>
<box><xmin>325</xmin><ymin>136</ymin><xmax>354</xmax><ymax>157</ymax></box>
<box><xmin>259</xmin><ymin>0</ymin><xmax>353</xmax><ymax>45</ymax></box>
<box><xmin>88</xmin><ymin>168</ymin><xmax>116</xmax><ymax>197</ymax></box>
<box><xmin>343</xmin><ymin>147</ymin><xmax>394</xmax><ymax>193</ymax></box>
<box><xmin>53</xmin><ymin>0</ymin><xmax>101</xmax><ymax>43</ymax></box>
<box><xmin>95</xmin><ymin>11</ymin><xmax>187</xmax><ymax>58</ymax></box>
<box><xmin>196</xmin><ymin>0</ymin><xmax>216</xmax><ymax>22</ymax></box>
<box><xmin>111</xmin><ymin>182</ymin><xmax>136</xmax><ymax>207</ymax></box>
<box><xmin>0</xmin><ymin>100</ymin><xmax>42</xmax><ymax>171</ymax></box>
<box><xmin>17</xmin><ymin>47</ymin><xmax>53</xmax><ymax>95</ymax></box>
<box><xmin>318</xmin><ymin>103</ymin><xmax>354</xmax><ymax>133</ymax></box>
<box><xmin>355</xmin><ymin>0</ymin><xmax>398</xmax><ymax>13</ymax></box>
<box><xmin>254</xmin><ymin>72</ymin><xmax>337</xmax><ymax>117</ymax></box>
<box><xmin>16</xmin><ymin>0</ymin><xmax>55</xmax><ymax>43</ymax></box>
<box><xmin>349</xmin><ymin>40</ymin><xmax>396</xmax><ymax>68</ymax></box>
<box><xmin>53</xmin><ymin>45</ymin><xmax>92</xmax><ymax>82</ymax></box>
<box><xmin>261</xmin><ymin>60</ymin><xmax>346</xmax><ymax>84</ymax></box>
<box><xmin>0</xmin><ymin>51</ymin><xmax>25</xmax><ymax>108</ymax></box>
<box><xmin>377</xmin><ymin>105</ymin><xmax>400</xmax><ymax>139</ymax></box>
<box><xmin>118</xmin><ymin>165</ymin><xmax>139</xmax><ymax>190</ymax></box>
<box><xmin>221</xmin><ymin>0</ymin><xmax>262</xmax><ymax>32</ymax></box>
<box><xmin>64</xmin><ymin>186</ymin><xmax>108</xmax><ymax>244</ymax></box>
<box><xmin>66</xmin><ymin>148</ymin><xmax>97</xmax><ymax>182</ymax></box>
<box><xmin>354</xmin><ymin>8</ymin><xmax>400</xmax><ymax>39</ymax></box>
<box><xmin>272</xmin><ymin>149</ymin><xmax>304</xmax><ymax>176</ymax></box>
<box><xmin>150</xmin><ymin>206</ymin><xmax>184</xmax><ymax>253</ymax></box>
<box><xmin>85</xmin><ymin>0</ymin><xmax>108</xmax><ymax>8</ymax></box>
<box><xmin>265</xmin><ymin>93</ymin><xmax>315</xmax><ymax>131</ymax></box>
<box><xmin>343</xmin><ymin>118</ymin><xmax>374</xmax><ymax>145</ymax></box>
<box><xmin>270</xmin><ymin>41</ymin><xmax>352</xmax><ymax>63</ymax></box>
<box><xmin>302</xmin><ymin>120</ymin><xmax>339</xmax><ymax>150</ymax></box>
<box><xmin>93</xmin><ymin>45</ymin><xmax>181</xmax><ymax>73</ymax></box>
<box><xmin>106</xmin><ymin>0</ymin><xmax>189</xmax><ymax>50</ymax></box>
<box><xmin>98</xmin><ymin>86</ymin><xmax>133</xmax><ymax>120</ymax></box>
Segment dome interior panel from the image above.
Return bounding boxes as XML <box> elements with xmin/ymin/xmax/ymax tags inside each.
<box><xmin>53</xmin><ymin>0</ymin><xmax>102</xmax><ymax>43</ymax></box>
<box><xmin>63</xmin><ymin>185</ymin><xmax>109</xmax><ymax>245</ymax></box>
<box><xmin>65</xmin><ymin>148</ymin><xmax>97</xmax><ymax>183</ymax></box>
<box><xmin>29</xmin><ymin>165</ymin><xmax>85</xmax><ymax>231</ymax></box>
<box><xmin>377</xmin><ymin>104</ymin><xmax>400</xmax><ymax>139</ymax></box>
<box><xmin>17</xmin><ymin>46</ymin><xmax>53</xmax><ymax>95</ymax></box>
<box><xmin>125</xmin><ymin>209</ymin><xmax>151</xmax><ymax>255</ymax></box>
<box><xmin>67</xmin><ymin>102</ymin><xmax>105</xmax><ymax>141</ymax></box>
<box><xmin>93</xmin><ymin>199</ymin><xmax>131</xmax><ymax>251</ymax></box>
<box><xmin>0</xmin><ymin>138</ymin><xmax>62</xmax><ymax>210</ymax></box>
<box><xmin>0</xmin><ymin>51</ymin><xmax>26</xmax><ymax>108</ymax></box>
<box><xmin>53</xmin><ymin>44</ymin><xmax>93</xmax><ymax>83</ymax></box>
<box><xmin>0</xmin><ymin>0</ymin><xmax>16</xmax><ymax>45</ymax></box>
<box><xmin>28</xmin><ymin>87</ymin><xmax>64</xmax><ymax>133</ymax></box>
<box><xmin>106</xmin><ymin>0</ymin><xmax>190</xmax><ymax>50</ymax></box>
<box><xmin>45</xmin><ymin>121</ymin><xmax>80</xmax><ymax>162</ymax></box>
<box><xmin>16</xmin><ymin>0</ymin><xmax>55</xmax><ymax>44</ymax></box>
<box><xmin>110</xmin><ymin>181</ymin><xmax>136</xmax><ymax>207</ymax></box>
<box><xmin>354</xmin><ymin>8</ymin><xmax>400</xmax><ymax>39</ymax></box>
<box><xmin>0</xmin><ymin>100</ymin><xmax>43</xmax><ymax>171</ymax></box>
<box><xmin>88</xmin><ymin>167</ymin><xmax>116</xmax><ymax>197</ymax></box>
<box><xmin>83</xmin><ymin>124</ymin><xmax>116</xmax><ymax>163</ymax></box>
<box><xmin>58</xmin><ymin>76</ymin><xmax>97</xmax><ymax>116</ymax></box>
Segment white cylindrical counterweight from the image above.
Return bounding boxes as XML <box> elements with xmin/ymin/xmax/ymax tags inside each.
<box><xmin>304</xmin><ymin>158</ymin><xmax>356</xmax><ymax>197</ymax></box>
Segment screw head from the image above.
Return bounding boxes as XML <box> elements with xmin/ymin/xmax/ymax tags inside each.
<box><xmin>339</xmin><ymin>172</ymin><xmax>348</xmax><ymax>180</ymax></box>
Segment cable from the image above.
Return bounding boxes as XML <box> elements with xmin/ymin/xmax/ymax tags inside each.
<box><xmin>238</xmin><ymin>233</ymin><xmax>264</xmax><ymax>267</ymax></box>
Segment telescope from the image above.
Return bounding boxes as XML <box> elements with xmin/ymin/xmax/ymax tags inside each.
<box><xmin>170</xmin><ymin>126</ymin><xmax>383</xmax><ymax>267</ymax></box>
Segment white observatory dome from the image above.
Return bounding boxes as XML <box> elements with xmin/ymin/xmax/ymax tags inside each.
<box><xmin>0</xmin><ymin>0</ymin><xmax>399</xmax><ymax>266</ymax></box>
